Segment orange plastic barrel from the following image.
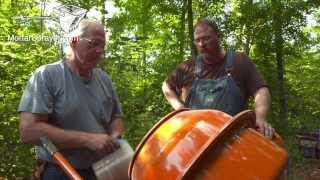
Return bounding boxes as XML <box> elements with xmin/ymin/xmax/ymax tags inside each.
<box><xmin>129</xmin><ymin>109</ymin><xmax>288</xmax><ymax>180</ymax></box>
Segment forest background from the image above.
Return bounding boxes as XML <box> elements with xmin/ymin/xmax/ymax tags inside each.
<box><xmin>0</xmin><ymin>0</ymin><xmax>319</xmax><ymax>178</ymax></box>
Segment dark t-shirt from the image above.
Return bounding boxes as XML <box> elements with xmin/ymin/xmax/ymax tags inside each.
<box><xmin>166</xmin><ymin>52</ymin><xmax>267</xmax><ymax>104</ymax></box>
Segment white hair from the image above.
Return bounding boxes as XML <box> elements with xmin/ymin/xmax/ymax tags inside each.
<box><xmin>63</xmin><ymin>19</ymin><xmax>105</xmax><ymax>58</ymax></box>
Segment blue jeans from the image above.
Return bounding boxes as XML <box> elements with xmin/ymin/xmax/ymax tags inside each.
<box><xmin>41</xmin><ymin>162</ymin><xmax>97</xmax><ymax>180</ymax></box>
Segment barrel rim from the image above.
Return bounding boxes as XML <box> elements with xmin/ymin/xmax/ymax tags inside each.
<box><xmin>179</xmin><ymin>110</ymin><xmax>255</xmax><ymax>179</ymax></box>
<box><xmin>128</xmin><ymin>108</ymin><xmax>190</xmax><ymax>177</ymax></box>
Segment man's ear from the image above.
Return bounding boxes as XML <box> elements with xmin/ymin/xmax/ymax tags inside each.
<box><xmin>70</xmin><ymin>37</ymin><xmax>79</xmax><ymax>47</ymax></box>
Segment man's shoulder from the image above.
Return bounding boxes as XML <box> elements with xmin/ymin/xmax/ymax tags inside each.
<box><xmin>181</xmin><ymin>58</ymin><xmax>195</xmax><ymax>64</ymax></box>
<box><xmin>26</xmin><ymin>60</ymin><xmax>64</xmax><ymax>88</ymax></box>
<box><xmin>231</xmin><ymin>51</ymin><xmax>260</xmax><ymax>76</ymax></box>
<box><xmin>232</xmin><ymin>51</ymin><xmax>247</xmax><ymax>59</ymax></box>
<box><xmin>93</xmin><ymin>68</ymin><xmax>112</xmax><ymax>83</ymax></box>
<box><xmin>231</xmin><ymin>51</ymin><xmax>252</xmax><ymax>66</ymax></box>
<box><xmin>34</xmin><ymin>60</ymin><xmax>64</xmax><ymax>75</ymax></box>
<box><xmin>176</xmin><ymin>58</ymin><xmax>195</xmax><ymax>69</ymax></box>
<box><xmin>93</xmin><ymin>68</ymin><xmax>108</xmax><ymax>78</ymax></box>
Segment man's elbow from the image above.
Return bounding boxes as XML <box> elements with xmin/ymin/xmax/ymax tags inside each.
<box><xmin>162</xmin><ymin>81</ymin><xmax>168</xmax><ymax>93</ymax></box>
<box><xmin>162</xmin><ymin>81</ymin><xmax>173</xmax><ymax>96</ymax></box>
<box><xmin>19</xmin><ymin>113</ymin><xmax>41</xmax><ymax>144</ymax></box>
<box><xmin>110</xmin><ymin>118</ymin><xmax>124</xmax><ymax>138</ymax></box>
<box><xmin>19</xmin><ymin>119</ymin><xmax>32</xmax><ymax>144</ymax></box>
<box><xmin>254</xmin><ymin>87</ymin><xmax>271</xmax><ymax>105</ymax></box>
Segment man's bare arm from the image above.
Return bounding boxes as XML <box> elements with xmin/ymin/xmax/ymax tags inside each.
<box><xmin>19</xmin><ymin>112</ymin><xmax>117</xmax><ymax>154</ymax></box>
<box><xmin>162</xmin><ymin>81</ymin><xmax>185</xmax><ymax>110</ymax></box>
<box><xmin>254</xmin><ymin>87</ymin><xmax>274</xmax><ymax>138</ymax></box>
<box><xmin>109</xmin><ymin>117</ymin><xmax>124</xmax><ymax>139</ymax></box>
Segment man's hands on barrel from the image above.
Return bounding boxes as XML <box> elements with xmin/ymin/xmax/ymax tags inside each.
<box><xmin>255</xmin><ymin>119</ymin><xmax>275</xmax><ymax>139</ymax></box>
<box><xmin>254</xmin><ymin>87</ymin><xmax>274</xmax><ymax>139</ymax></box>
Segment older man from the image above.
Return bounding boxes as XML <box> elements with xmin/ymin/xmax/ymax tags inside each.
<box><xmin>18</xmin><ymin>19</ymin><xmax>123</xmax><ymax>179</ymax></box>
<box><xmin>162</xmin><ymin>17</ymin><xmax>275</xmax><ymax>138</ymax></box>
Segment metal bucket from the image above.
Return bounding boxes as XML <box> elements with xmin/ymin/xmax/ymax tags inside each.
<box><xmin>93</xmin><ymin>139</ymin><xmax>133</xmax><ymax>180</ymax></box>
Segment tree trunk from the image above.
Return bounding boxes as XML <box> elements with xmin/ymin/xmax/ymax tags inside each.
<box><xmin>276</xmin><ymin>37</ymin><xmax>287</xmax><ymax>129</ymax></box>
<box><xmin>272</xmin><ymin>0</ymin><xmax>287</xmax><ymax>130</ymax></box>
<box><xmin>141</xmin><ymin>2</ymin><xmax>148</xmax><ymax>76</ymax></box>
<box><xmin>98</xmin><ymin>0</ymin><xmax>105</xmax><ymax>60</ymax></box>
<box><xmin>10</xmin><ymin>0</ymin><xmax>15</xmax><ymax>8</ymax></box>
<box><xmin>99</xmin><ymin>0</ymin><xmax>105</xmax><ymax>26</ymax></box>
<box><xmin>187</xmin><ymin>0</ymin><xmax>196</xmax><ymax>58</ymax></box>
<box><xmin>244</xmin><ymin>0</ymin><xmax>253</xmax><ymax>55</ymax></box>
<box><xmin>179</xmin><ymin>0</ymin><xmax>187</xmax><ymax>59</ymax></box>
<box><xmin>244</xmin><ymin>29</ymin><xmax>251</xmax><ymax>55</ymax></box>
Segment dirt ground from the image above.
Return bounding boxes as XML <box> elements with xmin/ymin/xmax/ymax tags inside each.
<box><xmin>290</xmin><ymin>159</ymin><xmax>320</xmax><ymax>180</ymax></box>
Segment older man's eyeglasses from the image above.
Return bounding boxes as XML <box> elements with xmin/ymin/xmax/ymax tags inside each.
<box><xmin>81</xmin><ymin>38</ymin><xmax>105</xmax><ymax>49</ymax></box>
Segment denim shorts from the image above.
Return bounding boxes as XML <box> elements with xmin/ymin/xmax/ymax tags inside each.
<box><xmin>41</xmin><ymin>162</ymin><xmax>97</xmax><ymax>180</ymax></box>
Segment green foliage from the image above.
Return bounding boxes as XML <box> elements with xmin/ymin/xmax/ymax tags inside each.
<box><xmin>0</xmin><ymin>0</ymin><xmax>319</xmax><ymax>178</ymax></box>
<box><xmin>0</xmin><ymin>0</ymin><xmax>61</xmax><ymax>177</ymax></box>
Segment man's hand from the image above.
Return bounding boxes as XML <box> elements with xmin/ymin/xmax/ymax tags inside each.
<box><xmin>162</xmin><ymin>81</ymin><xmax>185</xmax><ymax>110</ymax></box>
<box><xmin>86</xmin><ymin>133</ymin><xmax>120</xmax><ymax>156</ymax></box>
<box><xmin>255</xmin><ymin>119</ymin><xmax>275</xmax><ymax>139</ymax></box>
<box><xmin>254</xmin><ymin>87</ymin><xmax>274</xmax><ymax>138</ymax></box>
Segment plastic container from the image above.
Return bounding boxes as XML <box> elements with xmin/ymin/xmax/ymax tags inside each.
<box><xmin>93</xmin><ymin>139</ymin><xmax>133</xmax><ymax>180</ymax></box>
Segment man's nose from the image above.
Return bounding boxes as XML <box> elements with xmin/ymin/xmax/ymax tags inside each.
<box><xmin>198</xmin><ymin>40</ymin><xmax>206</xmax><ymax>48</ymax></box>
<box><xmin>95</xmin><ymin>46</ymin><xmax>104</xmax><ymax>53</ymax></box>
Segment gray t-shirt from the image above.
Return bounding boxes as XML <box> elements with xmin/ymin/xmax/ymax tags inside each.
<box><xmin>18</xmin><ymin>60</ymin><xmax>123</xmax><ymax>168</ymax></box>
